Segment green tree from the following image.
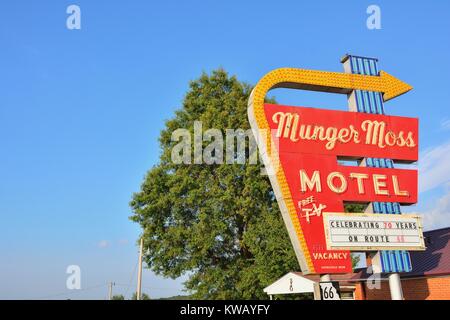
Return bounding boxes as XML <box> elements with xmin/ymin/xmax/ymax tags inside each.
<box><xmin>344</xmin><ymin>203</ymin><xmax>367</xmax><ymax>213</ymax></box>
<box><xmin>351</xmin><ymin>253</ymin><xmax>361</xmax><ymax>268</ymax></box>
<box><xmin>131</xmin><ymin>292</ymin><xmax>151</xmax><ymax>300</ymax></box>
<box><xmin>130</xmin><ymin>69</ymin><xmax>298</xmax><ymax>299</ymax></box>
<box><xmin>111</xmin><ymin>294</ymin><xmax>125</xmax><ymax>300</ymax></box>
<box><xmin>344</xmin><ymin>203</ymin><xmax>365</xmax><ymax>269</ymax></box>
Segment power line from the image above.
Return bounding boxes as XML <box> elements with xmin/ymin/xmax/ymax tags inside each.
<box><xmin>114</xmin><ymin>283</ymin><xmax>181</xmax><ymax>291</ymax></box>
<box><xmin>124</xmin><ymin>259</ymin><xmax>139</xmax><ymax>298</ymax></box>
<box><xmin>36</xmin><ymin>283</ymin><xmax>183</xmax><ymax>300</ymax></box>
<box><xmin>35</xmin><ymin>283</ymin><xmax>108</xmax><ymax>300</ymax></box>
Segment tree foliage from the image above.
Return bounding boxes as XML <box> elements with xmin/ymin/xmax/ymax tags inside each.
<box><xmin>344</xmin><ymin>203</ymin><xmax>366</xmax><ymax>269</ymax></box>
<box><xmin>130</xmin><ymin>69</ymin><xmax>299</xmax><ymax>299</ymax></box>
<box><xmin>344</xmin><ymin>203</ymin><xmax>367</xmax><ymax>213</ymax></box>
<box><xmin>131</xmin><ymin>292</ymin><xmax>151</xmax><ymax>300</ymax></box>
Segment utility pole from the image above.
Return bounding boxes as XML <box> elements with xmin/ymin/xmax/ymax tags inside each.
<box><xmin>108</xmin><ymin>281</ymin><xmax>115</xmax><ymax>300</ymax></box>
<box><xmin>136</xmin><ymin>237</ymin><xmax>144</xmax><ymax>300</ymax></box>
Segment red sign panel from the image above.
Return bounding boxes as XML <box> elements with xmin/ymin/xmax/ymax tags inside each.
<box><xmin>264</xmin><ymin>104</ymin><xmax>418</xmax><ymax>274</ymax></box>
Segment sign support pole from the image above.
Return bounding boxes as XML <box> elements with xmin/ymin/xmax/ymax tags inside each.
<box><xmin>318</xmin><ymin>274</ymin><xmax>331</xmax><ymax>300</ymax></box>
<box><xmin>313</xmin><ymin>283</ymin><xmax>322</xmax><ymax>300</ymax></box>
<box><xmin>341</xmin><ymin>54</ymin><xmax>407</xmax><ymax>300</ymax></box>
<box><xmin>389</xmin><ymin>273</ymin><xmax>404</xmax><ymax>300</ymax></box>
<box><xmin>320</xmin><ymin>274</ymin><xmax>331</xmax><ymax>282</ymax></box>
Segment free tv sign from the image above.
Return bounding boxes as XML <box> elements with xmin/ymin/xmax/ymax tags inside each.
<box><xmin>248</xmin><ymin>67</ymin><xmax>419</xmax><ymax>274</ymax></box>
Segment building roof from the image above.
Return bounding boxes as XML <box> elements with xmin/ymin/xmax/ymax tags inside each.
<box><xmin>297</xmin><ymin>272</ymin><xmax>357</xmax><ymax>287</ymax></box>
<box><xmin>263</xmin><ymin>272</ymin><xmax>358</xmax><ymax>295</ymax></box>
<box><xmin>407</xmin><ymin>227</ymin><xmax>450</xmax><ymax>277</ymax></box>
<box><xmin>351</xmin><ymin>227</ymin><xmax>450</xmax><ymax>281</ymax></box>
<box><xmin>263</xmin><ymin>272</ymin><xmax>317</xmax><ymax>295</ymax></box>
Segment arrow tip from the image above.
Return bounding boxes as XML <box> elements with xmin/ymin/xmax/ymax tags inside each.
<box><xmin>380</xmin><ymin>71</ymin><xmax>413</xmax><ymax>101</ymax></box>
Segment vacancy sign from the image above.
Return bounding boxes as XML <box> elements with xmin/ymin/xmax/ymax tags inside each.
<box><xmin>323</xmin><ymin>212</ymin><xmax>425</xmax><ymax>251</ymax></box>
<box><xmin>248</xmin><ymin>67</ymin><xmax>418</xmax><ymax>275</ymax></box>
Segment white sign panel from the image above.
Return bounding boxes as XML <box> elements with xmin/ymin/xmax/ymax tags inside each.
<box><xmin>319</xmin><ymin>282</ymin><xmax>340</xmax><ymax>300</ymax></box>
<box><xmin>323</xmin><ymin>212</ymin><xmax>425</xmax><ymax>251</ymax></box>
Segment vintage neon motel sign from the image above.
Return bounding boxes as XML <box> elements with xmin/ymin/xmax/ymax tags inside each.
<box><xmin>248</xmin><ymin>67</ymin><xmax>418</xmax><ymax>274</ymax></box>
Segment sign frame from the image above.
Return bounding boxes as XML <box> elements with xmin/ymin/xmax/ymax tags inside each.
<box><xmin>322</xmin><ymin>212</ymin><xmax>425</xmax><ymax>251</ymax></box>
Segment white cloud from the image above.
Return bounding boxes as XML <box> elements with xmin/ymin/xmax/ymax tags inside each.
<box><xmin>97</xmin><ymin>239</ymin><xmax>130</xmax><ymax>248</ymax></box>
<box><xmin>419</xmin><ymin>140</ymin><xmax>450</xmax><ymax>193</ymax></box>
<box><xmin>402</xmin><ymin>140</ymin><xmax>450</xmax><ymax>230</ymax></box>
<box><xmin>97</xmin><ymin>240</ymin><xmax>110</xmax><ymax>249</ymax></box>
<box><xmin>409</xmin><ymin>190</ymin><xmax>450</xmax><ymax>230</ymax></box>
<box><xmin>440</xmin><ymin>118</ymin><xmax>450</xmax><ymax>131</ymax></box>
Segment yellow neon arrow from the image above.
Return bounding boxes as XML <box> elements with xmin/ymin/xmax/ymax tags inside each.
<box><xmin>247</xmin><ymin>67</ymin><xmax>413</xmax><ymax>274</ymax></box>
<box><xmin>250</xmin><ymin>68</ymin><xmax>412</xmax><ymax>104</ymax></box>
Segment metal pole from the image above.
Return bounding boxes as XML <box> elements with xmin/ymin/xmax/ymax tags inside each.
<box><xmin>136</xmin><ymin>237</ymin><xmax>144</xmax><ymax>300</ymax></box>
<box><xmin>388</xmin><ymin>273</ymin><xmax>404</xmax><ymax>300</ymax></box>
<box><xmin>341</xmin><ymin>54</ymin><xmax>407</xmax><ymax>301</ymax></box>
<box><xmin>108</xmin><ymin>282</ymin><xmax>114</xmax><ymax>300</ymax></box>
<box><xmin>320</xmin><ymin>274</ymin><xmax>331</xmax><ymax>282</ymax></box>
<box><xmin>314</xmin><ymin>274</ymin><xmax>331</xmax><ymax>300</ymax></box>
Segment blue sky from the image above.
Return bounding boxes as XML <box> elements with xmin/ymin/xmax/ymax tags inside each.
<box><xmin>0</xmin><ymin>0</ymin><xmax>449</xmax><ymax>299</ymax></box>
